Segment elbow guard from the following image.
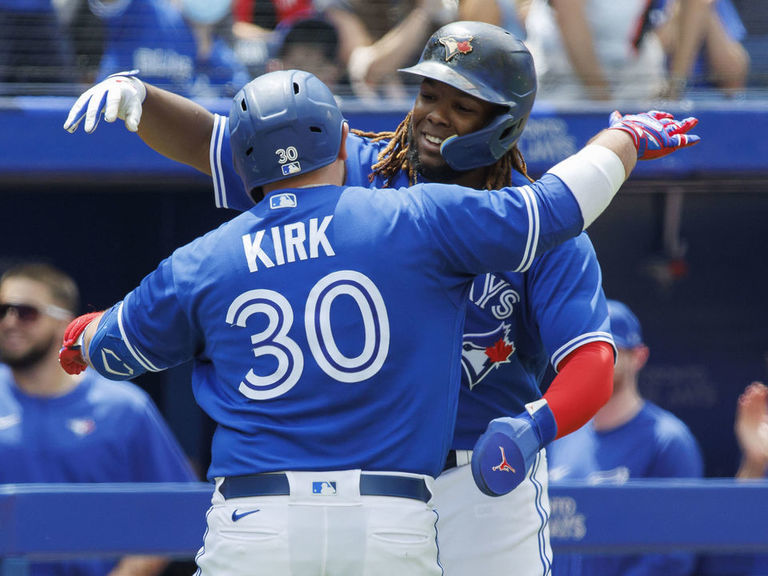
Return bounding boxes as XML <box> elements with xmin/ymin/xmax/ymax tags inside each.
<box><xmin>471</xmin><ymin>399</ymin><xmax>557</xmax><ymax>497</ymax></box>
<box><xmin>87</xmin><ymin>303</ymin><xmax>148</xmax><ymax>380</ymax></box>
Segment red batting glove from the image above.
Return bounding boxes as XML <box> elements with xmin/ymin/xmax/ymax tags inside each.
<box><xmin>609</xmin><ymin>110</ymin><xmax>700</xmax><ymax>160</ymax></box>
<box><xmin>59</xmin><ymin>311</ymin><xmax>102</xmax><ymax>375</ymax></box>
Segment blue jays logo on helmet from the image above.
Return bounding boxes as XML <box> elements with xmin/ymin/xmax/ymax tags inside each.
<box><xmin>399</xmin><ymin>21</ymin><xmax>536</xmax><ymax>172</ymax></box>
<box><xmin>461</xmin><ymin>322</ymin><xmax>515</xmax><ymax>390</ymax></box>
<box><xmin>439</xmin><ymin>36</ymin><xmax>473</xmax><ymax>61</ymax></box>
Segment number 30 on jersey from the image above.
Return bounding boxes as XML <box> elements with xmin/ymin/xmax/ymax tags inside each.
<box><xmin>226</xmin><ymin>270</ymin><xmax>390</xmax><ymax>400</ymax></box>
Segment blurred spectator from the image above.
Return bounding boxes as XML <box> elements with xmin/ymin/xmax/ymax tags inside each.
<box><xmin>88</xmin><ymin>0</ymin><xmax>248</xmax><ymax>97</ymax></box>
<box><xmin>654</xmin><ymin>0</ymin><xmax>750</xmax><ymax>99</ymax></box>
<box><xmin>524</xmin><ymin>0</ymin><xmax>667</xmax><ymax>102</ymax></box>
<box><xmin>0</xmin><ymin>261</ymin><xmax>198</xmax><ymax>576</ymax></box>
<box><xmin>62</xmin><ymin>0</ymin><xmax>107</xmax><ymax>85</ymax></box>
<box><xmin>0</xmin><ymin>0</ymin><xmax>76</xmax><ymax>94</ymax></box>
<box><xmin>266</xmin><ymin>16</ymin><xmax>346</xmax><ymax>93</ymax></box>
<box><xmin>548</xmin><ymin>299</ymin><xmax>703</xmax><ymax>576</ymax></box>
<box><xmin>458</xmin><ymin>0</ymin><xmax>527</xmax><ymax>39</ymax></box>
<box><xmin>732</xmin><ymin>0</ymin><xmax>768</xmax><ymax>89</ymax></box>
<box><xmin>230</xmin><ymin>0</ymin><xmax>314</xmax><ymax>77</ymax></box>
<box><xmin>316</xmin><ymin>0</ymin><xmax>456</xmax><ymax>98</ymax></box>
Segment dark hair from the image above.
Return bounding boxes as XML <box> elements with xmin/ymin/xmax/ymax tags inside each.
<box><xmin>351</xmin><ymin>114</ymin><xmax>533</xmax><ymax>189</ymax></box>
<box><xmin>0</xmin><ymin>262</ymin><xmax>79</xmax><ymax>314</ymax></box>
<box><xmin>279</xmin><ymin>18</ymin><xmax>339</xmax><ymax>62</ymax></box>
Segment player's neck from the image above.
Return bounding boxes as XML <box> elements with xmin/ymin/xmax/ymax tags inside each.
<box><xmin>447</xmin><ymin>166</ymin><xmax>490</xmax><ymax>189</ymax></box>
<box><xmin>12</xmin><ymin>348</ymin><xmax>81</xmax><ymax>397</ymax></box>
<box><xmin>592</xmin><ymin>382</ymin><xmax>644</xmax><ymax>432</ymax></box>
<box><xmin>264</xmin><ymin>160</ymin><xmax>344</xmax><ymax>194</ymax></box>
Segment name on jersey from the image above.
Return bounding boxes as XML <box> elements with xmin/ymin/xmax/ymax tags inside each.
<box><xmin>242</xmin><ymin>215</ymin><xmax>335</xmax><ymax>272</ymax></box>
<box><xmin>469</xmin><ymin>273</ymin><xmax>519</xmax><ymax>319</ymax></box>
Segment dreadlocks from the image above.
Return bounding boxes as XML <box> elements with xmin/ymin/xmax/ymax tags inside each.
<box><xmin>351</xmin><ymin>112</ymin><xmax>534</xmax><ymax>190</ymax></box>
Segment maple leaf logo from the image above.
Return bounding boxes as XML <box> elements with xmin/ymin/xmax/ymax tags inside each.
<box><xmin>439</xmin><ymin>36</ymin><xmax>474</xmax><ymax>61</ymax></box>
<box><xmin>456</xmin><ymin>40</ymin><xmax>473</xmax><ymax>55</ymax></box>
<box><xmin>485</xmin><ymin>338</ymin><xmax>514</xmax><ymax>364</ymax></box>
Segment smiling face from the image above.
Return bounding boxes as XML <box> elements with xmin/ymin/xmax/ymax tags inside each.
<box><xmin>0</xmin><ymin>277</ymin><xmax>69</xmax><ymax>370</ymax></box>
<box><xmin>407</xmin><ymin>78</ymin><xmax>505</xmax><ymax>187</ymax></box>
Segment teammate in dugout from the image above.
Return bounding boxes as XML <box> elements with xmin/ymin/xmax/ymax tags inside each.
<box><xmin>63</xmin><ymin>22</ymin><xmax>700</xmax><ymax>576</ymax></box>
<box><xmin>0</xmin><ymin>262</ymin><xmax>197</xmax><ymax>576</ymax></box>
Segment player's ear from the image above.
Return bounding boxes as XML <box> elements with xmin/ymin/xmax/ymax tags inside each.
<box><xmin>337</xmin><ymin>122</ymin><xmax>349</xmax><ymax>161</ymax></box>
<box><xmin>634</xmin><ymin>345</ymin><xmax>650</xmax><ymax>371</ymax></box>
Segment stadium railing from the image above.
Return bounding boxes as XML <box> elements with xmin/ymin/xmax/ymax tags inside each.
<box><xmin>2</xmin><ymin>480</ymin><xmax>768</xmax><ymax>575</ymax></box>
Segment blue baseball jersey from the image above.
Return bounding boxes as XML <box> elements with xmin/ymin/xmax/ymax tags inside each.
<box><xmin>0</xmin><ymin>365</ymin><xmax>195</xmax><ymax>483</ymax></box>
<box><xmin>0</xmin><ymin>364</ymin><xmax>196</xmax><ymax>576</ymax></box>
<box><xmin>548</xmin><ymin>401</ymin><xmax>703</xmax><ymax>576</ymax></box>
<box><xmin>88</xmin><ymin>178</ymin><xmax>586</xmax><ymax>481</ymax></box>
<box><xmin>210</xmin><ymin>116</ymin><xmax>613</xmax><ymax>446</ymax></box>
<box><xmin>90</xmin><ymin>0</ymin><xmax>248</xmax><ymax>97</ymax></box>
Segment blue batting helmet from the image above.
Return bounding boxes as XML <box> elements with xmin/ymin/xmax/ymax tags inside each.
<box><xmin>399</xmin><ymin>21</ymin><xmax>537</xmax><ymax>171</ymax></box>
<box><xmin>229</xmin><ymin>69</ymin><xmax>346</xmax><ymax>194</ymax></box>
<box><xmin>607</xmin><ymin>300</ymin><xmax>644</xmax><ymax>349</ymax></box>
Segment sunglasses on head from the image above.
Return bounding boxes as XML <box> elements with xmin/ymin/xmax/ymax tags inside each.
<box><xmin>0</xmin><ymin>302</ymin><xmax>72</xmax><ymax>323</ymax></box>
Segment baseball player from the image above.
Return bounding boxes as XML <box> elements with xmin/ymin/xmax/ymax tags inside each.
<box><xmin>0</xmin><ymin>262</ymin><xmax>197</xmax><ymax>576</ymax></box>
<box><xmin>63</xmin><ymin>21</ymin><xmax>700</xmax><ymax>576</ymax></box>
<box><xmin>548</xmin><ymin>299</ymin><xmax>704</xmax><ymax>575</ymax></box>
<box><xmin>59</xmin><ymin>69</ymin><xmax>698</xmax><ymax>576</ymax></box>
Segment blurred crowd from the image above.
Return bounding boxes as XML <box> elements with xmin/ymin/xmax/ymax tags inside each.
<box><xmin>0</xmin><ymin>0</ymin><xmax>766</xmax><ymax>100</ymax></box>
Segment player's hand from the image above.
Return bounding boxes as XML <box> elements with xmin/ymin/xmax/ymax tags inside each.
<box><xmin>471</xmin><ymin>399</ymin><xmax>557</xmax><ymax>497</ymax></box>
<box><xmin>609</xmin><ymin>110</ymin><xmax>700</xmax><ymax>160</ymax></box>
<box><xmin>63</xmin><ymin>70</ymin><xmax>147</xmax><ymax>134</ymax></box>
<box><xmin>59</xmin><ymin>312</ymin><xmax>102</xmax><ymax>375</ymax></box>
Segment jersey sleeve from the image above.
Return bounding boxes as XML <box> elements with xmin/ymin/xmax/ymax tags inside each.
<box><xmin>210</xmin><ymin>113</ymin><xmax>255</xmax><ymax>211</ymax></box>
<box><xmin>87</xmin><ymin>256</ymin><xmax>200</xmax><ymax>379</ymax></box>
<box><xmin>417</xmin><ymin>174</ymin><xmax>587</xmax><ymax>276</ymax></box>
<box><xmin>526</xmin><ymin>233</ymin><xmax>615</xmax><ymax>370</ymax></box>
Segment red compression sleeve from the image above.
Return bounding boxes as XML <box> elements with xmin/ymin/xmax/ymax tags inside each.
<box><xmin>543</xmin><ymin>340</ymin><xmax>614</xmax><ymax>439</ymax></box>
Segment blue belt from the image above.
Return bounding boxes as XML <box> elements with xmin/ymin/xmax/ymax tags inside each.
<box><xmin>220</xmin><ymin>473</ymin><xmax>432</xmax><ymax>503</ymax></box>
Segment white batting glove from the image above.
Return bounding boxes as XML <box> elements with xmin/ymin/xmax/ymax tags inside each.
<box><xmin>63</xmin><ymin>70</ymin><xmax>147</xmax><ymax>134</ymax></box>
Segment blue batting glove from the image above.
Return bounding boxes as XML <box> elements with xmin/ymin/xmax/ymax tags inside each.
<box><xmin>609</xmin><ymin>110</ymin><xmax>700</xmax><ymax>160</ymax></box>
<box><xmin>471</xmin><ymin>399</ymin><xmax>557</xmax><ymax>497</ymax></box>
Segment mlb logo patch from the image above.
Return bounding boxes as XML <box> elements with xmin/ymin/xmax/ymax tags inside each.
<box><xmin>281</xmin><ymin>161</ymin><xmax>302</xmax><ymax>176</ymax></box>
<box><xmin>270</xmin><ymin>193</ymin><xmax>297</xmax><ymax>209</ymax></box>
<box><xmin>312</xmin><ymin>481</ymin><xmax>337</xmax><ymax>495</ymax></box>
<box><xmin>67</xmin><ymin>418</ymin><xmax>96</xmax><ymax>436</ymax></box>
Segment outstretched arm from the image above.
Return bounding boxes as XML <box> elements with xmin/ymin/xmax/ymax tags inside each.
<box><xmin>137</xmin><ymin>84</ymin><xmax>215</xmax><ymax>175</ymax></box>
<box><xmin>63</xmin><ymin>72</ymin><xmax>215</xmax><ymax>175</ymax></box>
<box><xmin>471</xmin><ymin>109</ymin><xmax>699</xmax><ymax>497</ymax></box>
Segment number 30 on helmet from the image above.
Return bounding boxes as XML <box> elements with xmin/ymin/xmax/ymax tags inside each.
<box><xmin>229</xmin><ymin>69</ymin><xmax>346</xmax><ymax>195</ymax></box>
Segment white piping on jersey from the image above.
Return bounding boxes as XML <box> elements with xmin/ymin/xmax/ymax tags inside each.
<box><xmin>116</xmin><ymin>302</ymin><xmax>163</xmax><ymax>372</ymax></box>
<box><xmin>211</xmin><ymin>114</ymin><xmax>227</xmax><ymax>209</ymax></box>
<box><xmin>551</xmin><ymin>331</ymin><xmax>615</xmax><ymax>371</ymax></box>
<box><xmin>514</xmin><ymin>185</ymin><xmax>540</xmax><ymax>274</ymax></box>
<box><xmin>531</xmin><ymin>451</ymin><xmax>553</xmax><ymax>576</ymax></box>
